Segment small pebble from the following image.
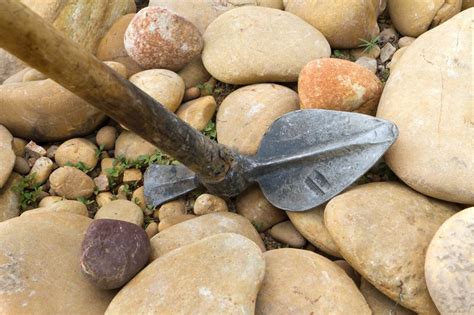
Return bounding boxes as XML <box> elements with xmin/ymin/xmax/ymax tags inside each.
<box><xmin>131</xmin><ymin>186</ymin><xmax>146</xmax><ymax>210</ymax></box>
<box><xmin>145</xmin><ymin>222</ymin><xmax>159</xmax><ymax>239</ymax></box>
<box><xmin>177</xmin><ymin>96</ymin><xmax>217</xmax><ymax>131</ymax></box>
<box><xmin>96</xmin><ymin>192</ymin><xmax>114</xmax><ymax>208</ymax></box>
<box><xmin>46</xmin><ymin>145</ymin><xmax>59</xmax><ymax>159</ymax></box>
<box><xmin>157</xmin><ymin>199</ymin><xmax>186</xmax><ymax>221</ymax></box>
<box><xmin>12</xmin><ymin>137</ymin><xmax>27</xmax><ymax>157</ymax></box>
<box><xmin>29</xmin><ymin>157</ymin><xmax>54</xmax><ymax>185</ymax></box>
<box><xmin>94</xmin><ymin>200</ymin><xmax>144</xmax><ymax>226</ymax></box>
<box><xmin>96</xmin><ymin>126</ymin><xmax>118</xmax><ymax>150</ymax></box>
<box><xmin>182</xmin><ymin>87</ymin><xmax>201</xmax><ymax>102</ymax></box>
<box><xmin>193</xmin><ymin>194</ymin><xmax>228</xmax><ymax>215</ymax></box>
<box><xmin>379</xmin><ymin>27</ymin><xmax>398</xmax><ymax>43</ymax></box>
<box><xmin>81</xmin><ymin>219</ymin><xmax>150</xmax><ymax>289</ymax></box>
<box><xmin>93</xmin><ymin>174</ymin><xmax>109</xmax><ymax>192</ymax></box>
<box><xmin>123</xmin><ymin>168</ymin><xmax>142</xmax><ymax>183</ymax></box>
<box><xmin>55</xmin><ymin>138</ymin><xmax>98</xmax><ymax>169</ymax></box>
<box><xmin>398</xmin><ymin>36</ymin><xmax>416</xmax><ymax>48</ymax></box>
<box><xmin>355</xmin><ymin>56</ymin><xmax>377</xmax><ymax>73</ymax></box>
<box><xmin>270</xmin><ymin>220</ymin><xmax>306</xmax><ymax>248</ymax></box>
<box><xmin>49</xmin><ymin>166</ymin><xmax>95</xmax><ymax>199</ymax></box>
<box><xmin>25</xmin><ymin>141</ymin><xmax>46</xmax><ymax>159</ymax></box>
<box><xmin>14</xmin><ymin>156</ymin><xmax>30</xmax><ymax>174</ymax></box>
<box><xmin>380</xmin><ymin>43</ymin><xmax>397</xmax><ymax>63</ymax></box>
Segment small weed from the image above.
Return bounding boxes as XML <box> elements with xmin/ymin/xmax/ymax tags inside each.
<box><xmin>77</xmin><ymin>196</ymin><xmax>95</xmax><ymax>206</ymax></box>
<box><xmin>379</xmin><ymin>68</ymin><xmax>390</xmax><ymax>83</ymax></box>
<box><xmin>196</xmin><ymin>83</ymin><xmax>213</xmax><ymax>95</ymax></box>
<box><xmin>12</xmin><ymin>173</ymin><xmax>43</xmax><ymax>211</ymax></box>
<box><xmin>65</xmin><ymin>161</ymin><xmax>92</xmax><ymax>173</ymax></box>
<box><xmin>358</xmin><ymin>36</ymin><xmax>380</xmax><ymax>53</ymax></box>
<box><xmin>132</xmin><ymin>197</ymin><xmax>141</xmax><ymax>206</ymax></box>
<box><xmin>331</xmin><ymin>49</ymin><xmax>353</xmax><ymax>60</ymax></box>
<box><xmin>202</xmin><ymin>121</ymin><xmax>217</xmax><ymax>141</ymax></box>
<box><xmin>252</xmin><ymin>222</ymin><xmax>264</xmax><ymax>231</ymax></box>
<box><xmin>95</xmin><ymin>144</ymin><xmax>105</xmax><ymax>158</ymax></box>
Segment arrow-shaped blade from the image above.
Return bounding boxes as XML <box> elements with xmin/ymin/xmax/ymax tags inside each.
<box><xmin>144</xmin><ymin>110</ymin><xmax>398</xmax><ymax>211</ymax></box>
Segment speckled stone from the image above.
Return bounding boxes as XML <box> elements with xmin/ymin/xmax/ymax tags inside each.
<box><xmin>299</xmin><ymin>58</ymin><xmax>382</xmax><ymax>115</ymax></box>
<box><xmin>124</xmin><ymin>7</ymin><xmax>203</xmax><ymax>71</ymax></box>
<box><xmin>324</xmin><ymin>182</ymin><xmax>459</xmax><ymax>314</ymax></box>
<box><xmin>81</xmin><ymin>219</ymin><xmax>150</xmax><ymax>289</ymax></box>
<box><xmin>425</xmin><ymin>207</ymin><xmax>474</xmax><ymax>315</ymax></box>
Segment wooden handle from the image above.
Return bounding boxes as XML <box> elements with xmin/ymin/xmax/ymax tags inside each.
<box><xmin>0</xmin><ymin>0</ymin><xmax>234</xmax><ymax>182</ymax></box>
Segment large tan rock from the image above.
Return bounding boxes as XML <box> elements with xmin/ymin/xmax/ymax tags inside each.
<box><xmin>1</xmin><ymin>0</ymin><xmax>135</xmax><ymax>82</ymax></box>
<box><xmin>106</xmin><ymin>233</ymin><xmax>265</xmax><ymax>314</ymax></box>
<box><xmin>284</xmin><ymin>0</ymin><xmax>380</xmax><ymax>48</ymax></box>
<box><xmin>287</xmin><ymin>204</ymin><xmax>341</xmax><ymax>257</ymax></box>
<box><xmin>217</xmin><ymin>84</ymin><xmax>299</xmax><ymax>155</ymax></box>
<box><xmin>324</xmin><ymin>182</ymin><xmax>459</xmax><ymax>314</ymax></box>
<box><xmin>256</xmin><ymin>249</ymin><xmax>371</xmax><ymax>314</ymax></box>
<box><xmin>150</xmin><ymin>212</ymin><xmax>265</xmax><ymax>259</ymax></box>
<box><xmin>388</xmin><ymin>0</ymin><xmax>462</xmax><ymax>37</ymax></box>
<box><xmin>425</xmin><ymin>207</ymin><xmax>474</xmax><ymax>315</ymax></box>
<box><xmin>360</xmin><ymin>278</ymin><xmax>415</xmax><ymax>315</ymax></box>
<box><xmin>462</xmin><ymin>0</ymin><xmax>474</xmax><ymax>9</ymax></box>
<box><xmin>377</xmin><ymin>10</ymin><xmax>473</xmax><ymax>204</ymax></box>
<box><xmin>0</xmin><ymin>173</ymin><xmax>21</xmax><ymax>222</ymax></box>
<box><xmin>0</xmin><ymin>80</ymin><xmax>105</xmax><ymax>142</ymax></box>
<box><xmin>236</xmin><ymin>186</ymin><xmax>287</xmax><ymax>232</ymax></box>
<box><xmin>129</xmin><ymin>69</ymin><xmax>185</xmax><ymax>112</ymax></box>
<box><xmin>0</xmin><ymin>213</ymin><xmax>114</xmax><ymax>314</ymax></box>
<box><xmin>202</xmin><ymin>6</ymin><xmax>330</xmax><ymax>84</ymax></box>
<box><xmin>96</xmin><ymin>14</ymin><xmax>143</xmax><ymax>76</ymax></box>
<box><xmin>0</xmin><ymin>125</ymin><xmax>15</xmax><ymax>188</ymax></box>
<box><xmin>149</xmin><ymin>0</ymin><xmax>283</xmax><ymax>33</ymax></box>
<box><xmin>20</xmin><ymin>0</ymin><xmax>136</xmax><ymax>53</ymax></box>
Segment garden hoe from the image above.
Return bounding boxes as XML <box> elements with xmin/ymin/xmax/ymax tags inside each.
<box><xmin>0</xmin><ymin>0</ymin><xmax>398</xmax><ymax>211</ymax></box>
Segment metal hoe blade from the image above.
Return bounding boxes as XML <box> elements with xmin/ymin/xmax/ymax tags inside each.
<box><xmin>144</xmin><ymin>109</ymin><xmax>398</xmax><ymax>211</ymax></box>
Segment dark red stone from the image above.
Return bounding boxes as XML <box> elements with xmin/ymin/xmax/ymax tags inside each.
<box><xmin>80</xmin><ymin>219</ymin><xmax>150</xmax><ymax>289</ymax></box>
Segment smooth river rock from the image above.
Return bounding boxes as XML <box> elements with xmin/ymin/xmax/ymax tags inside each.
<box><xmin>81</xmin><ymin>219</ymin><xmax>150</xmax><ymax>289</ymax></box>
<box><xmin>55</xmin><ymin>138</ymin><xmax>99</xmax><ymax>170</ymax></box>
<box><xmin>425</xmin><ymin>207</ymin><xmax>474</xmax><ymax>315</ymax></box>
<box><xmin>377</xmin><ymin>9</ymin><xmax>474</xmax><ymax>204</ymax></box>
<box><xmin>0</xmin><ymin>80</ymin><xmax>105</xmax><ymax>142</ymax></box>
<box><xmin>149</xmin><ymin>0</ymin><xmax>283</xmax><ymax>33</ymax></box>
<box><xmin>94</xmin><ymin>200</ymin><xmax>144</xmax><ymax>226</ymax></box>
<box><xmin>217</xmin><ymin>84</ymin><xmax>299</xmax><ymax>155</ymax></box>
<box><xmin>49</xmin><ymin>166</ymin><xmax>95</xmax><ymax>199</ymax></box>
<box><xmin>324</xmin><ymin>182</ymin><xmax>458</xmax><ymax>314</ymax></box>
<box><xmin>388</xmin><ymin>0</ymin><xmax>462</xmax><ymax>37</ymax></box>
<box><xmin>202</xmin><ymin>6</ymin><xmax>330</xmax><ymax>84</ymax></box>
<box><xmin>129</xmin><ymin>69</ymin><xmax>185</xmax><ymax>112</ymax></box>
<box><xmin>0</xmin><ymin>125</ymin><xmax>15</xmax><ymax>188</ymax></box>
<box><xmin>287</xmin><ymin>204</ymin><xmax>341</xmax><ymax>257</ymax></box>
<box><xmin>124</xmin><ymin>7</ymin><xmax>203</xmax><ymax>71</ymax></box>
<box><xmin>299</xmin><ymin>58</ymin><xmax>382</xmax><ymax>115</ymax></box>
<box><xmin>0</xmin><ymin>213</ymin><xmax>114</xmax><ymax>314</ymax></box>
<box><xmin>150</xmin><ymin>212</ymin><xmax>265</xmax><ymax>260</ymax></box>
<box><xmin>284</xmin><ymin>0</ymin><xmax>380</xmax><ymax>48</ymax></box>
<box><xmin>256</xmin><ymin>249</ymin><xmax>371</xmax><ymax>314</ymax></box>
<box><xmin>114</xmin><ymin>131</ymin><xmax>158</xmax><ymax>161</ymax></box>
<box><xmin>106</xmin><ymin>233</ymin><xmax>265</xmax><ymax>315</ymax></box>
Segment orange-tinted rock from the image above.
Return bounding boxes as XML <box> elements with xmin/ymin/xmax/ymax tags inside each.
<box><xmin>124</xmin><ymin>7</ymin><xmax>203</xmax><ymax>71</ymax></box>
<box><xmin>96</xmin><ymin>14</ymin><xmax>143</xmax><ymax>76</ymax></box>
<box><xmin>298</xmin><ymin>58</ymin><xmax>382</xmax><ymax>115</ymax></box>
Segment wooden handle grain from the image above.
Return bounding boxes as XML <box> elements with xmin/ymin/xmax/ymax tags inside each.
<box><xmin>0</xmin><ymin>0</ymin><xmax>234</xmax><ymax>181</ymax></box>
